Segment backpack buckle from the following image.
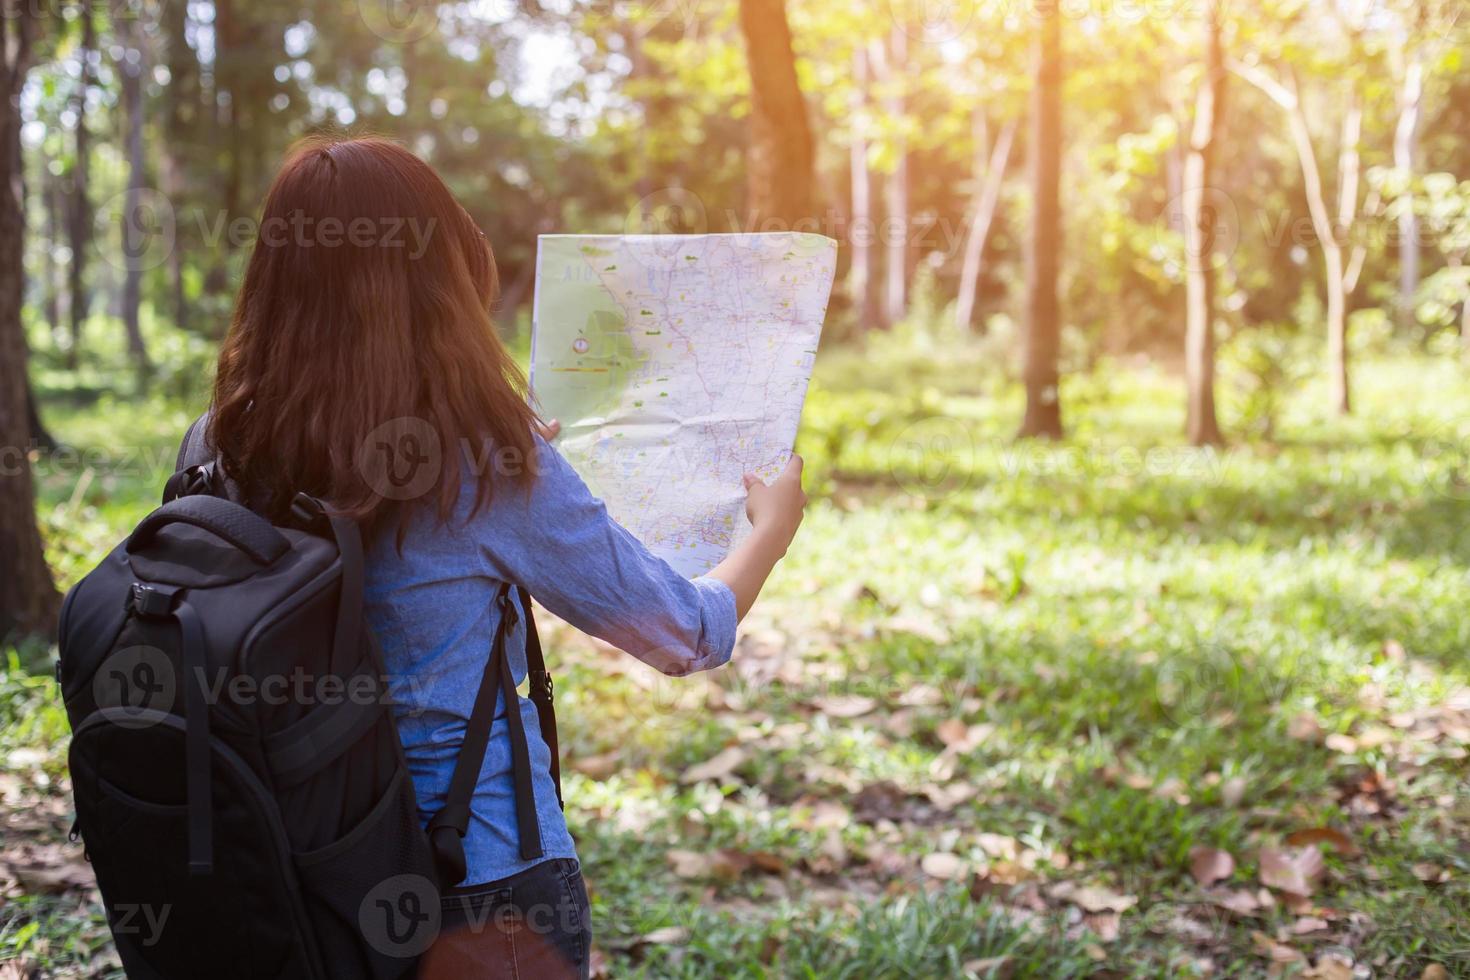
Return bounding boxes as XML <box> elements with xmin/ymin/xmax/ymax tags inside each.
<box><xmin>497</xmin><ymin>590</ymin><xmax>518</xmax><ymax>627</ymax></box>
<box><xmin>529</xmin><ymin>670</ymin><xmax>553</xmax><ymax>701</ymax></box>
<box><xmin>127</xmin><ymin>582</ymin><xmax>179</xmax><ymax>619</ymax></box>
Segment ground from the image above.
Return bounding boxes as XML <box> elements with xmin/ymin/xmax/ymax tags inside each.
<box><xmin>2</xmin><ymin>338</ymin><xmax>1468</xmax><ymax>978</ymax></box>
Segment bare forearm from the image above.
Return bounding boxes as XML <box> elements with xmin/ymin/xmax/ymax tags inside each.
<box><xmin>708</xmin><ymin>525</ymin><xmax>789</xmax><ymax>620</ymax></box>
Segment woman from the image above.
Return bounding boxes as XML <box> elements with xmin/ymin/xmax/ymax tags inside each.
<box><xmin>208</xmin><ymin>136</ymin><xmax>806</xmax><ymax>978</ymax></box>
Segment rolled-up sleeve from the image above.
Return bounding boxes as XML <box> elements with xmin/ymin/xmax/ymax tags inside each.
<box><xmin>473</xmin><ymin>436</ymin><xmax>738</xmax><ymax>676</ymax></box>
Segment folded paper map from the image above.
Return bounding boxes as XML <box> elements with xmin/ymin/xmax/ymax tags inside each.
<box><xmin>530</xmin><ymin>232</ymin><xmax>838</xmax><ymax>577</ymax></box>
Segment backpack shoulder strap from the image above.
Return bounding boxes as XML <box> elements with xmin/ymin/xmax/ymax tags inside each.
<box><xmin>165</xmin><ymin>410</ymin><xmax>250</xmax><ymax>506</ymax></box>
<box><xmin>520</xmin><ymin>586</ymin><xmax>562</xmax><ymax>809</ymax></box>
<box><xmin>175</xmin><ymin>412</ymin><xmax>213</xmax><ymax>471</ymax></box>
<box><xmin>427</xmin><ymin>585</ymin><xmax>561</xmax><ymax>885</ymax></box>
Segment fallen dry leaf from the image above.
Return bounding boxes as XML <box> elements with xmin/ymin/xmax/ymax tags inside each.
<box><xmin>813</xmin><ymin>694</ymin><xmax>878</xmax><ymax>719</ymax></box>
<box><xmin>920</xmin><ymin>851</ymin><xmax>969</xmax><ymax>881</ymax></box>
<box><xmin>1412</xmin><ymin>862</ymin><xmax>1451</xmax><ymax>884</ymax></box>
<box><xmin>570</xmin><ymin>752</ymin><xmax>619</xmax><ymax>780</ymax></box>
<box><xmin>1203</xmin><ymin>888</ymin><xmax>1262</xmax><ymax>916</ymax></box>
<box><xmin>679</xmin><ymin>745</ymin><xmax>748</xmax><ymax>784</ymax></box>
<box><xmin>1283</xmin><ymin>826</ymin><xmax>1359</xmax><ymax>858</ymax></box>
<box><xmin>962</xmin><ymin>955</ymin><xmax>1014</xmax><ymax>979</ymax></box>
<box><xmin>666</xmin><ymin>849</ymin><xmax>712</xmax><ymax>879</ymax></box>
<box><xmin>1258</xmin><ymin>845</ymin><xmax>1325</xmax><ymax>898</ymax></box>
<box><xmin>2</xmin><ymin>845</ymin><xmax>94</xmax><ymax>895</ymax></box>
<box><xmin>1250</xmin><ymin>930</ymin><xmax>1304</xmax><ymax>964</ymax></box>
<box><xmin>1324</xmin><ymin>733</ymin><xmax>1358</xmax><ymax>754</ymax></box>
<box><xmin>1084</xmin><ymin>911</ymin><xmax>1122</xmax><ymax>942</ymax></box>
<box><xmin>641</xmin><ymin>926</ymin><xmax>690</xmax><ymax>945</ymax></box>
<box><xmin>1288</xmin><ymin>713</ymin><xmax>1324</xmax><ymax>742</ymax></box>
<box><xmin>1189</xmin><ymin>846</ymin><xmax>1236</xmax><ymax>887</ymax></box>
<box><xmin>1303</xmin><ymin>952</ymin><xmax>1355</xmax><ymax>980</ymax></box>
<box><xmin>1220</xmin><ymin>776</ymin><xmax>1248</xmax><ymax>807</ymax></box>
<box><xmin>1051</xmin><ymin>881</ymin><xmax>1139</xmax><ymax>913</ymax></box>
<box><xmin>1290</xmin><ymin>916</ymin><xmax>1330</xmax><ymax>935</ymax></box>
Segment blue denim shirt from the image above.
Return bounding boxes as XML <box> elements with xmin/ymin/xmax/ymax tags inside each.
<box><xmin>363</xmin><ymin>435</ymin><xmax>738</xmax><ymax>886</ymax></box>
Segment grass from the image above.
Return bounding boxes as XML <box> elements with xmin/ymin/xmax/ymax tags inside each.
<box><xmin>4</xmin><ymin>336</ymin><xmax>1469</xmax><ymax>977</ymax></box>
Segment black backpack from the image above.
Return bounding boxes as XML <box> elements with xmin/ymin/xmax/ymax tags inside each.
<box><xmin>57</xmin><ymin>416</ymin><xmax>561</xmax><ymax>978</ymax></box>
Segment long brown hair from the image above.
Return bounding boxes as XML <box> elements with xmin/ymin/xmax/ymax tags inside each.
<box><xmin>211</xmin><ymin>136</ymin><xmax>538</xmax><ymax>534</ymax></box>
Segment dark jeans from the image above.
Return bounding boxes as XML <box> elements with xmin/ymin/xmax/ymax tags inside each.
<box><xmin>417</xmin><ymin>858</ymin><xmax>591</xmax><ymax>980</ymax></box>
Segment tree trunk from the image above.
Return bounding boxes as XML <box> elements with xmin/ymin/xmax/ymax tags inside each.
<box><xmin>1019</xmin><ymin>1</ymin><xmax>1064</xmax><ymax>439</ymax></box>
<box><xmin>1394</xmin><ymin>56</ymin><xmax>1422</xmax><ymax>331</ymax></box>
<box><xmin>1330</xmin><ymin>92</ymin><xmax>1361</xmax><ymax>415</ymax></box>
<box><xmin>735</xmin><ymin>0</ymin><xmax>816</xmax><ymax>229</ymax></box>
<box><xmin>956</xmin><ymin>117</ymin><xmax>1015</xmax><ymax>332</ymax></box>
<box><xmin>14</xmin><ymin>129</ymin><xmax>54</xmax><ymax>452</ymax></box>
<box><xmin>116</xmin><ymin>0</ymin><xmax>151</xmax><ymax>379</ymax></box>
<box><xmin>65</xmin><ymin>5</ymin><xmax>95</xmax><ymax>371</ymax></box>
<box><xmin>883</xmin><ymin>26</ymin><xmax>908</xmax><ymax>325</ymax></box>
<box><xmin>1233</xmin><ymin>61</ymin><xmax>1359</xmax><ymax>415</ymax></box>
<box><xmin>849</xmin><ymin>46</ymin><xmax>876</xmax><ymax>329</ymax></box>
<box><xmin>42</xmin><ymin>151</ymin><xmax>60</xmax><ymax>333</ymax></box>
<box><xmin>1183</xmin><ymin>0</ymin><xmax>1226</xmax><ymax>446</ymax></box>
<box><xmin>1</xmin><ymin>0</ymin><xmax>61</xmax><ymax>641</ymax></box>
<box><xmin>161</xmin><ymin>0</ymin><xmax>193</xmax><ymax>332</ymax></box>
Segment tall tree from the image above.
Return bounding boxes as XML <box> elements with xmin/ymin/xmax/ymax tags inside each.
<box><xmin>1183</xmin><ymin>0</ymin><xmax>1227</xmax><ymax>446</ymax></box>
<box><xmin>1234</xmin><ymin>59</ymin><xmax>1363</xmax><ymax>414</ymax></box>
<box><xmin>114</xmin><ymin>0</ymin><xmax>151</xmax><ymax>377</ymax></box>
<box><xmin>1392</xmin><ymin>40</ymin><xmax>1423</xmax><ymax>331</ymax></box>
<box><xmin>1</xmin><ymin>0</ymin><xmax>61</xmax><ymax>641</ymax></box>
<box><xmin>955</xmin><ymin>115</ymin><xmax>1015</xmax><ymax>332</ymax></box>
<box><xmin>848</xmin><ymin>46</ymin><xmax>877</xmax><ymax>329</ymax></box>
<box><xmin>736</xmin><ymin>0</ymin><xmax>816</xmax><ymax>228</ymax></box>
<box><xmin>882</xmin><ymin>27</ymin><xmax>908</xmax><ymax>325</ymax></box>
<box><xmin>1018</xmin><ymin>0</ymin><xmax>1063</xmax><ymax>439</ymax></box>
<box><xmin>159</xmin><ymin>0</ymin><xmax>197</xmax><ymax>333</ymax></box>
<box><xmin>64</xmin><ymin>4</ymin><xmax>94</xmax><ymax>370</ymax></box>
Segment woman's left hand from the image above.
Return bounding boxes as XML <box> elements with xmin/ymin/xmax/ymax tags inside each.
<box><xmin>537</xmin><ymin>418</ymin><xmax>562</xmax><ymax>441</ymax></box>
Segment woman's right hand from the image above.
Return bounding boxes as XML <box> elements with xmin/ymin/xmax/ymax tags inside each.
<box><xmin>742</xmin><ymin>455</ymin><xmax>806</xmax><ymax>556</ymax></box>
